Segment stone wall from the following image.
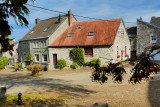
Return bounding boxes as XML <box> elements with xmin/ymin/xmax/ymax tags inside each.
<box><xmin>112</xmin><ymin>20</ymin><xmax>131</xmax><ymax>62</ymax></box>
<box><xmin>48</xmin><ymin>46</ymin><xmax>114</xmax><ymax>70</ymax></box>
<box><xmin>137</xmin><ymin>20</ymin><xmax>160</xmax><ymax>57</ymax></box>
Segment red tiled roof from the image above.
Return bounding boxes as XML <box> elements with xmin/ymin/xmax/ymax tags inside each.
<box><xmin>50</xmin><ymin>18</ymin><xmax>121</xmax><ymax>46</ymax></box>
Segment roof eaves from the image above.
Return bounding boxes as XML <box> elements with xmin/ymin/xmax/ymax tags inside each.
<box><xmin>19</xmin><ymin>35</ymin><xmax>49</xmax><ymax>41</ymax></box>
<box><xmin>49</xmin><ymin>44</ymin><xmax>113</xmax><ymax>47</ymax></box>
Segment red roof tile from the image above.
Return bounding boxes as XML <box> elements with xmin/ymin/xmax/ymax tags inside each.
<box><xmin>50</xmin><ymin>18</ymin><xmax>121</xmax><ymax>46</ymax></box>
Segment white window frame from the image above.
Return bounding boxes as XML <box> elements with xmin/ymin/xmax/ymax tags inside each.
<box><xmin>42</xmin><ymin>54</ymin><xmax>48</xmax><ymax>63</ymax></box>
<box><xmin>150</xmin><ymin>32</ymin><xmax>157</xmax><ymax>43</ymax></box>
<box><xmin>34</xmin><ymin>54</ymin><xmax>40</xmax><ymax>62</ymax></box>
<box><xmin>88</xmin><ymin>32</ymin><xmax>94</xmax><ymax>36</ymax></box>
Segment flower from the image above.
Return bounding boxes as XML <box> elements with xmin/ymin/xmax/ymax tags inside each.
<box><xmin>125</xmin><ymin>54</ymin><xmax>128</xmax><ymax>57</ymax></box>
<box><xmin>117</xmin><ymin>55</ymin><xmax>120</xmax><ymax>58</ymax></box>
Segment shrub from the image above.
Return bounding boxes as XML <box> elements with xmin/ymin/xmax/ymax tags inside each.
<box><xmin>0</xmin><ymin>57</ymin><xmax>8</xmax><ymax>69</ymax></box>
<box><xmin>71</xmin><ymin>62</ymin><xmax>79</xmax><ymax>69</ymax></box>
<box><xmin>40</xmin><ymin>65</ymin><xmax>45</xmax><ymax>71</ymax></box>
<box><xmin>25</xmin><ymin>52</ymin><xmax>33</xmax><ymax>65</ymax></box>
<box><xmin>32</xmin><ymin>64</ymin><xmax>41</xmax><ymax>75</ymax></box>
<box><xmin>90</xmin><ymin>59</ymin><xmax>101</xmax><ymax>67</ymax></box>
<box><xmin>70</xmin><ymin>48</ymin><xmax>85</xmax><ymax>66</ymax></box>
<box><xmin>12</xmin><ymin>62</ymin><xmax>16</xmax><ymax>66</ymax></box>
<box><xmin>85</xmin><ymin>61</ymin><xmax>91</xmax><ymax>67</ymax></box>
<box><xmin>14</xmin><ymin>63</ymin><xmax>22</xmax><ymax>71</ymax></box>
<box><xmin>27</xmin><ymin>65</ymin><xmax>34</xmax><ymax>71</ymax></box>
<box><xmin>57</xmin><ymin>59</ymin><xmax>67</xmax><ymax>69</ymax></box>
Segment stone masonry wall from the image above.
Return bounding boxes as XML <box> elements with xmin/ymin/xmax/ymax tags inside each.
<box><xmin>48</xmin><ymin>46</ymin><xmax>114</xmax><ymax>70</ymax></box>
<box><xmin>137</xmin><ymin>20</ymin><xmax>160</xmax><ymax>57</ymax></box>
<box><xmin>112</xmin><ymin>20</ymin><xmax>131</xmax><ymax>62</ymax></box>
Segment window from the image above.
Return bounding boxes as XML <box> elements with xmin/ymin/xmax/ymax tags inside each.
<box><xmin>88</xmin><ymin>32</ymin><xmax>94</xmax><ymax>36</ymax></box>
<box><xmin>30</xmin><ymin>30</ymin><xmax>35</xmax><ymax>35</ymax></box>
<box><xmin>44</xmin><ymin>27</ymin><xmax>50</xmax><ymax>32</ymax></box>
<box><xmin>77</xmin><ymin>25</ymin><xmax>81</xmax><ymax>29</ymax></box>
<box><xmin>84</xmin><ymin>48</ymin><xmax>93</xmax><ymax>57</ymax></box>
<box><xmin>150</xmin><ymin>32</ymin><xmax>157</xmax><ymax>43</ymax></box>
<box><xmin>125</xmin><ymin>46</ymin><xmax>127</xmax><ymax>55</ymax></box>
<box><xmin>42</xmin><ymin>54</ymin><xmax>47</xmax><ymax>62</ymax></box>
<box><xmin>67</xmin><ymin>33</ymin><xmax>74</xmax><ymax>37</ymax></box>
<box><xmin>121</xmin><ymin>32</ymin><xmax>124</xmax><ymax>38</ymax></box>
<box><xmin>35</xmin><ymin>54</ymin><xmax>39</xmax><ymax>62</ymax></box>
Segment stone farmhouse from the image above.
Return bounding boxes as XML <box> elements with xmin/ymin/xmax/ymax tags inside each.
<box><xmin>137</xmin><ymin>18</ymin><xmax>160</xmax><ymax>60</ymax></box>
<box><xmin>18</xmin><ymin>10</ymin><xmax>76</xmax><ymax>66</ymax></box>
<box><xmin>18</xmin><ymin>10</ymin><xmax>131</xmax><ymax>70</ymax></box>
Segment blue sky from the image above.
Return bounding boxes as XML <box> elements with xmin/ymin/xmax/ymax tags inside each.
<box><xmin>8</xmin><ymin>0</ymin><xmax>160</xmax><ymax>41</ymax></box>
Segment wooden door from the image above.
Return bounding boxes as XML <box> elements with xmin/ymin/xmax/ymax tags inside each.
<box><xmin>121</xmin><ymin>51</ymin><xmax>123</xmax><ymax>61</ymax></box>
<box><xmin>53</xmin><ymin>54</ymin><xmax>57</xmax><ymax>65</ymax></box>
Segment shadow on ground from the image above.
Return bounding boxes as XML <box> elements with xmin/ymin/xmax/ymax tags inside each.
<box><xmin>148</xmin><ymin>80</ymin><xmax>160</xmax><ymax>107</ymax></box>
<box><xmin>9</xmin><ymin>78</ymin><xmax>96</xmax><ymax>97</ymax></box>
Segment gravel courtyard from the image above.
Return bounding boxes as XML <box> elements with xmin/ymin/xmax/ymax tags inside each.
<box><xmin>0</xmin><ymin>64</ymin><xmax>160</xmax><ymax>106</ymax></box>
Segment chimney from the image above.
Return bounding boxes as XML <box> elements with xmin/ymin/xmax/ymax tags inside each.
<box><xmin>35</xmin><ymin>17</ymin><xmax>40</xmax><ymax>24</ymax></box>
<box><xmin>58</xmin><ymin>14</ymin><xmax>63</xmax><ymax>23</ymax></box>
<box><xmin>68</xmin><ymin>10</ymin><xmax>72</xmax><ymax>26</ymax></box>
<box><xmin>140</xmin><ymin>16</ymin><xmax>142</xmax><ymax>20</ymax></box>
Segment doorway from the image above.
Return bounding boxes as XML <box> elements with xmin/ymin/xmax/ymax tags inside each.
<box><xmin>53</xmin><ymin>54</ymin><xmax>57</xmax><ymax>65</ymax></box>
<box><xmin>121</xmin><ymin>51</ymin><xmax>123</xmax><ymax>61</ymax></box>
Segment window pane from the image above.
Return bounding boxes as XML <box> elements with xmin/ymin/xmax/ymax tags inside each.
<box><xmin>43</xmin><ymin>55</ymin><xmax>47</xmax><ymax>61</ymax></box>
<box><xmin>88</xmin><ymin>32</ymin><xmax>94</xmax><ymax>36</ymax></box>
<box><xmin>35</xmin><ymin>54</ymin><xmax>39</xmax><ymax>61</ymax></box>
<box><xmin>84</xmin><ymin>48</ymin><xmax>93</xmax><ymax>56</ymax></box>
<box><xmin>67</xmin><ymin>33</ymin><xmax>73</xmax><ymax>37</ymax></box>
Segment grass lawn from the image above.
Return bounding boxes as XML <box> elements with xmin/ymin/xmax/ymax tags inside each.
<box><xmin>0</xmin><ymin>90</ymin><xmax>70</xmax><ymax>106</ymax></box>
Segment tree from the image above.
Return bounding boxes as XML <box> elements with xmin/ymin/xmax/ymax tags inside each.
<box><xmin>0</xmin><ymin>0</ymin><xmax>34</xmax><ymax>55</ymax></box>
<box><xmin>26</xmin><ymin>52</ymin><xmax>33</xmax><ymax>65</ymax></box>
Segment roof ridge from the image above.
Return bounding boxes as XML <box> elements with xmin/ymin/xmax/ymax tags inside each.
<box><xmin>137</xmin><ymin>19</ymin><xmax>160</xmax><ymax>29</ymax></box>
<box><xmin>40</xmin><ymin>14</ymin><xmax>67</xmax><ymax>22</ymax></box>
<box><xmin>73</xmin><ymin>18</ymin><xmax>121</xmax><ymax>23</ymax></box>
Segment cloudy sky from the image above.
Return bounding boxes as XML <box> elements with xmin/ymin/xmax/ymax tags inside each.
<box><xmin>9</xmin><ymin>0</ymin><xmax>160</xmax><ymax>41</ymax></box>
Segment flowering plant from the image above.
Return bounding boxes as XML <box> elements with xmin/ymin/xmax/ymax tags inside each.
<box><xmin>125</xmin><ymin>54</ymin><xmax>128</xmax><ymax>57</ymax></box>
<box><xmin>117</xmin><ymin>55</ymin><xmax>120</xmax><ymax>58</ymax></box>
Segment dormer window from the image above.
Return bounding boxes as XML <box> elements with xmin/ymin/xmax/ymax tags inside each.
<box><xmin>150</xmin><ymin>31</ymin><xmax>157</xmax><ymax>43</ymax></box>
<box><xmin>88</xmin><ymin>32</ymin><xmax>94</xmax><ymax>36</ymax></box>
<box><xmin>77</xmin><ymin>25</ymin><xmax>81</xmax><ymax>29</ymax></box>
<box><xmin>67</xmin><ymin>33</ymin><xmax>73</xmax><ymax>37</ymax></box>
<box><xmin>44</xmin><ymin>27</ymin><xmax>50</xmax><ymax>32</ymax></box>
<box><xmin>30</xmin><ymin>30</ymin><xmax>35</xmax><ymax>35</ymax></box>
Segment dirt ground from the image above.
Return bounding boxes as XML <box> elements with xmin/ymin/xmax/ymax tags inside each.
<box><xmin>0</xmin><ymin>64</ymin><xmax>160</xmax><ymax>106</ymax></box>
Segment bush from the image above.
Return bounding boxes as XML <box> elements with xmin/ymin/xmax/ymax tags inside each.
<box><xmin>32</xmin><ymin>64</ymin><xmax>41</xmax><ymax>75</ymax></box>
<box><xmin>0</xmin><ymin>57</ymin><xmax>8</xmax><ymax>70</ymax></box>
<box><xmin>27</xmin><ymin>65</ymin><xmax>34</xmax><ymax>71</ymax></box>
<box><xmin>40</xmin><ymin>65</ymin><xmax>45</xmax><ymax>71</ymax></box>
<box><xmin>90</xmin><ymin>59</ymin><xmax>101</xmax><ymax>67</ymax></box>
<box><xmin>14</xmin><ymin>63</ymin><xmax>22</xmax><ymax>71</ymax></box>
<box><xmin>57</xmin><ymin>59</ymin><xmax>67</xmax><ymax>69</ymax></box>
<box><xmin>71</xmin><ymin>62</ymin><xmax>79</xmax><ymax>69</ymax></box>
<box><xmin>70</xmin><ymin>48</ymin><xmax>85</xmax><ymax>66</ymax></box>
<box><xmin>85</xmin><ymin>61</ymin><xmax>91</xmax><ymax>67</ymax></box>
<box><xmin>12</xmin><ymin>62</ymin><xmax>16</xmax><ymax>66</ymax></box>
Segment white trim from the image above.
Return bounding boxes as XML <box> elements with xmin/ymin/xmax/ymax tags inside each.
<box><xmin>34</xmin><ymin>53</ymin><xmax>40</xmax><ymax>62</ymax></box>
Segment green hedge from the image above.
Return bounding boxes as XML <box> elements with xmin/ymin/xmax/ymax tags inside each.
<box><xmin>57</xmin><ymin>59</ymin><xmax>67</xmax><ymax>69</ymax></box>
<box><xmin>0</xmin><ymin>56</ymin><xmax>8</xmax><ymax>70</ymax></box>
<box><xmin>70</xmin><ymin>48</ymin><xmax>85</xmax><ymax>66</ymax></box>
<box><xmin>90</xmin><ymin>59</ymin><xmax>101</xmax><ymax>67</ymax></box>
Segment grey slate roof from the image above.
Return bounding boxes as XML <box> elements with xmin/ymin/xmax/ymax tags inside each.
<box><xmin>137</xmin><ymin>19</ymin><xmax>160</xmax><ymax>29</ymax></box>
<box><xmin>21</xmin><ymin>15</ymin><xmax>67</xmax><ymax>40</ymax></box>
<box><xmin>150</xmin><ymin>16</ymin><xmax>160</xmax><ymax>27</ymax></box>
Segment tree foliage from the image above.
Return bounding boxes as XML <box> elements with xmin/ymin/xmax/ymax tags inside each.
<box><xmin>25</xmin><ymin>52</ymin><xmax>33</xmax><ymax>64</ymax></box>
<box><xmin>0</xmin><ymin>0</ymin><xmax>34</xmax><ymax>54</ymax></box>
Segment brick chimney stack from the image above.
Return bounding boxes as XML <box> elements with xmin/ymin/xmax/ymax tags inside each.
<box><xmin>68</xmin><ymin>10</ymin><xmax>72</xmax><ymax>26</ymax></box>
